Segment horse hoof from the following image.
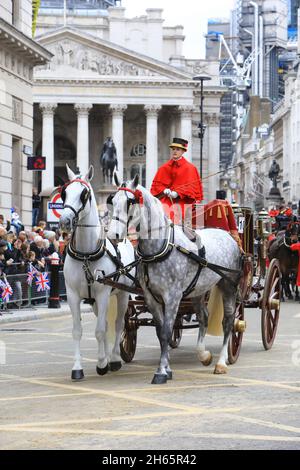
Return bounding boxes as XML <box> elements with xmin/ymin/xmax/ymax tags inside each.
<box><xmin>96</xmin><ymin>364</ymin><xmax>109</xmax><ymax>376</ymax></box>
<box><xmin>166</xmin><ymin>370</ymin><xmax>173</xmax><ymax>380</ymax></box>
<box><xmin>71</xmin><ymin>369</ymin><xmax>84</xmax><ymax>381</ymax></box>
<box><xmin>199</xmin><ymin>351</ymin><xmax>213</xmax><ymax>367</ymax></box>
<box><xmin>151</xmin><ymin>374</ymin><xmax>168</xmax><ymax>385</ymax></box>
<box><xmin>214</xmin><ymin>364</ymin><xmax>228</xmax><ymax>375</ymax></box>
<box><xmin>110</xmin><ymin>361</ymin><xmax>122</xmax><ymax>372</ymax></box>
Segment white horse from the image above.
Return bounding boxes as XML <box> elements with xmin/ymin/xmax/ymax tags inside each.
<box><xmin>107</xmin><ymin>175</ymin><xmax>242</xmax><ymax>384</ymax></box>
<box><xmin>59</xmin><ymin>165</ymin><xmax>135</xmax><ymax>380</ymax></box>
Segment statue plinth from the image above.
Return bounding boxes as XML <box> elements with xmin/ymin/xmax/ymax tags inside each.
<box><xmin>96</xmin><ymin>185</ymin><xmax>116</xmax><ymax>210</ymax></box>
<box><xmin>269</xmin><ymin>187</ymin><xmax>281</xmax><ymax>197</ymax></box>
<box><xmin>266</xmin><ymin>187</ymin><xmax>284</xmax><ymax>208</ymax></box>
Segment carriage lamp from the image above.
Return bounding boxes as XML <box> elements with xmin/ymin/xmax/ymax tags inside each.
<box><xmin>231</xmin><ymin>202</ymin><xmax>244</xmax><ymax>231</ymax></box>
<box><xmin>257</xmin><ymin>209</ymin><xmax>272</xmax><ymax>238</ymax></box>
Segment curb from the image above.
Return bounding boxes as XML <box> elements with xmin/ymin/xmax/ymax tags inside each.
<box><xmin>0</xmin><ymin>303</ymin><xmax>93</xmax><ymax>324</ymax></box>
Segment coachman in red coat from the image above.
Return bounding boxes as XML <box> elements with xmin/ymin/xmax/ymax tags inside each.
<box><xmin>150</xmin><ymin>138</ymin><xmax>203</xmax><ymax>224</ymax></box>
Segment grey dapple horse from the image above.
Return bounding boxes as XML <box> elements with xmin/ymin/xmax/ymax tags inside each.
<box><xmin>59</xmin><ymin>165</ymin><xmax>135</xmax><ymax>380</ymax></box>
<box><xmin>107</xmin><ymin>175</ymin><xmax>242</xmax><ymax>384</ymax></box>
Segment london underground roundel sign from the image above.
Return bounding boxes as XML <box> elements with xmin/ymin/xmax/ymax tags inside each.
<box><xmin>47</xmin><ymin>192</ymin><xmax>64</xmax><ymax>222</ymax></box>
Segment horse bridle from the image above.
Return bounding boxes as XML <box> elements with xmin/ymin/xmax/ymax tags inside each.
<box><xmin>111</xmin><ymin>186</ymin><xmax>143</xmax><ymax>233</ymax></box>
<box><xmin>60</xmin><ymin>179</ymin><xmax>92</xmax><ymax>227</ymax></box>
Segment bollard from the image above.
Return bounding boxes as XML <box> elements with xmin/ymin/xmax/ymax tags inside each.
<box><xmin>48</xmin><ymin>254</ymin><xmax>61</xmax><ymax>308</ymax></box>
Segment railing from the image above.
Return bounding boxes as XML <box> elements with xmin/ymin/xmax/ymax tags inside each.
<box><xmin>0</xmin><ymin>271</ymin><xmax>66</xmax><ymax>312</ymax></box>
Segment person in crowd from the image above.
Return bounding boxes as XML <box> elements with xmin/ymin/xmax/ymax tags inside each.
<box><xmin>151</xmin><ymin>137</ymin><xmax>203</xmax><ymax>225</ymax></box>
<box><xmin>0</xmin><ymin>239</ymin><xmax>8</xmax><ymax>275</ymax></box>
<box><xmin>36</xmin><ymin>220</ymin><xmax>47</xmax><ymax>237</ymax></box>
<box><xmin>0</xmin><ymin>227</ymin><xmax>7</xmax><ymax>240</ymax></box>
<box><xmin>0</xmin><ymin>214</ymin><xmax>11</xmax><ymax>232</ymax></box>
<box><xmin>32</xmin><ymin>188</ymin><xmax>41</xmax><ymax>227</ymax></box>
<box><xmin>10</xmin><ymin>208</ymin><xmax>24</xmax><ymax>235</ymax></box>
<box><xmin>30</xmin><ymin>235</ymin><xmax>46</xmax><ymax>270</ymax></box>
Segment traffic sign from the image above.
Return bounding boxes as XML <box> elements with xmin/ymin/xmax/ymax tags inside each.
<box><xmin>47</xmin><ymin>192</ymin><xmax>64</xmax><ymax>223</ymax></box>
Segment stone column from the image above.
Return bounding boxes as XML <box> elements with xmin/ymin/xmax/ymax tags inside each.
<box><xmin>109</xmin><ymin>104</ymin><xmax>127</xmax><ymax>181</ymax></box>
<box><xmin>39</xmin><ymin>103</ymin><xmax>57</xmax><ymax>193</ymax></box>
<box><xmin>144</xmin><ymin>104</ymin><xmax>161</xmax><ymax>189</ymax></box>
<box><xmin>179</xmin><ymin>105</ymin><xmax>193</xmax><ymax>162</ymax></box>
<box><xmin>74</xmin><ymin>103</ymin><xmax>93</xmax><ymax>176</ymax></box>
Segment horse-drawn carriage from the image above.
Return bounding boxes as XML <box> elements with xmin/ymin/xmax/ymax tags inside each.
<box><xmin>59</xmin><ymin>167</ymin><xmax>282</xmax><ymax>383</ymax></box>
<box><xmin>117</xmin><ymin>204</ymin><xmax>282</xmax><ymax>365</ymax></box>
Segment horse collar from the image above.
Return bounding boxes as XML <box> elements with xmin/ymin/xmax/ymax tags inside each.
<box><xmin>137</xmin><ymin>223</ymin><xmax>175</xmax><ymax>263</ymax></box>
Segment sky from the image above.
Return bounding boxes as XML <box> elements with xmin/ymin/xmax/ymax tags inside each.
<box><xmin>121</xmin><ymin>0</ymin><xmax>236</xmax><ymax>59</ymax></box>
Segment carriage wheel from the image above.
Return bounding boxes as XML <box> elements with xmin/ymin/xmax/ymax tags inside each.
<box><xmin>227</xmin><ymin>302</ymin><xmax>244</xmax><ymax>364</ymax></box>
<box><xmin>120</xmin><ymin>304</ymin><xmax>137</xmax><ymax>363</ymax></box>
<box><xmin>261</xmin><ymin>258</ymin><xmax>281</xmax><ymax>350</ymax></box>
<box><xmin>169</xmin><ymin>319</ymin><xmax>183</xmax><ymax>349</ymax></box>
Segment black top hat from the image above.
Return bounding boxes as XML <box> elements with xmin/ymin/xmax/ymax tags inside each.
<box><xmin>169</xmin><ymin>137</ymin><xmax>188</xmax><ymax>151</ymax></box>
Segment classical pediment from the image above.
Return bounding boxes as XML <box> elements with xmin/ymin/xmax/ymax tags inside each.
<box><xmin>34</xmin><ymin>27</ymin><xmax>192</xmax><ymax>81</ymax></box>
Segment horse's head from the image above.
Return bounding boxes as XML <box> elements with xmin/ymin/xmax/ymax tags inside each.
<box><xmin>107</xmin><ymin>173</ymin><xmax>142</xmax><ymax>243</ymax></box>
<box><xmin>286</xmin><ymin>219</ymin><xmax>300</xmax><ymax>243</ymax></box>
<box><xmin>59</xmin><ymin>164</ymin><xmax>94</xmax><ymax>233</ymax></box>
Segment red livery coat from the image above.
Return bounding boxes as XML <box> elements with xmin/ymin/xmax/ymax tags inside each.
<box><xmin>290</xmin><ymin>242</ymin><xmax>300</xmax><ymax>286</ymax></box>
<box><xmin>150</xmin><ymin>157</ymin><xmax>203</xmax><ymax>222</ymax></box>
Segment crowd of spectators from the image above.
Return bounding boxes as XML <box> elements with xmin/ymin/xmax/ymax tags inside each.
<box><xmin>0</xmin><ymin>215</ymin><xmax>70</xmax><ymax>277</ymax></box>
<box><xmin>0</xmin><ymin>214</ymin><xmax>71</xmax><ymax>312</ymax></box>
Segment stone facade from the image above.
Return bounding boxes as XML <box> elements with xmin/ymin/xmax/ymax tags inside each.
<box><xmin>0</xmin><ymin>1</ymin><xmax>52</xmax><ymax>226</ymax></box>
<box><xmin>32</xmin><ymin>6</ymin><xmax>224</xmax><ymax>208</ymax></box>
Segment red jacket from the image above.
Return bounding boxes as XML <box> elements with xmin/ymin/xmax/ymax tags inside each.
<box><xmin>151</xmin><ymin>157</ymin><xmax>203</xmax><ymax>222</ymax></box>
<box><xmin>290</xmin><ymin>242</ymin><xmax>300</xmax><ymax>286</ymax></box>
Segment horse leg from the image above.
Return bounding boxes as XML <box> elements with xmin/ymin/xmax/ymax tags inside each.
<box><xmin>283</xmin><ymin>274</ymin><xmax>292</xmax><ymax>300</ymax></box>
<box><xmin>295</xmin><ymin>285</ymin><xmax>299</xmax><ymax>301</ymax></box>
<box><xmin>109</xmin><ymin>292</ymin><xmax>130</xmax><ymax>371</ymax></box>
<box><xmin>68</xmin><ymin>293</ymin><xmax>84</xmax><ymax>380</ymax></box>
<box><xmin>214</xmin><ymin>281</ymin><xmax>237</xmax><ymax>374</ymax></box>
<box><xmin>151</xmin><ymin>295</ymin><xmax>181</xmax><ymax>384</ymax></box>
<box><xmin>95</xmin><ymin>288</ymin><xmax>111</xmax><ymax>376</ymax></box>
<box><xmin>194</xmin><ymin>296</ymin><xmax>213</xmax><ymax>366</ymax></box>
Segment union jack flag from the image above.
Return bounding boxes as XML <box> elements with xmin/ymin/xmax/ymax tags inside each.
<box><xmin>27</xmin><ymin>264</ymin><xmax>38</xmax><ymax>286</ymax></box>
<box><xmin>0</xmin><ymin>279</ymin><xmax>13</xmax><ymax>302</ymax></box>
<box><xmin>35</xmin><ymin>272</ymin><xmax>50</xmax><ymax>292</ymax></box>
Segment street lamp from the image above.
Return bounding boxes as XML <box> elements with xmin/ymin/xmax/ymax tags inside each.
<box><xmin>193</xmin><ymin>75</ymin><xmax>212</xmax><ymax>178</ymax></box>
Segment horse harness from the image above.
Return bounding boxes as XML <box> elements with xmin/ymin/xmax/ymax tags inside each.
<box><xmin>61</xmin><ymin>179</ymin><xmax>135</xmax><ymax>303</ymax></box>
<box><xmin>112</xmin><ymin>186</ymin><xmax>242</xmax><ymax>303</ymax></box>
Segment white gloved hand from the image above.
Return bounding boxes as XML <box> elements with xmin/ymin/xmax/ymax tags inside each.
<box><xmin>163</xmin><ymin>188</ymin><xmax>171</xmax><ymax>196</ymax></box>
<box><xmin>170</xmin><ymin>191</ymin><xmax>178</xmax><ymax>199</ymax></box>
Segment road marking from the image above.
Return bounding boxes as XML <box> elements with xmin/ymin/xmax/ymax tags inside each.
<box><xmin>226</xmin><ymin>413</ymin><xmax>300</xmax><ymax>434</ymax></box>
<box><xmin>0</xmin><ymin>392</ymin><xmax>95</xmax><ymax>402</ymax></box>
<box><xmin>0</xmin><ymin>373</ymin><xmax>206</xmax><ymax>413</ymax></box>
<box><xmin>0</xmin><ymin>425</ymin><xmax>159</xmax><ymax>437</ymax></box>
<box><xmin>2</xmin><ymin>403</ymin><xmax>299</xmax><ymax>430</ymax></box>
<box><xmin>187</xmin><ymin>432</ymin><xmax>300</xmax><ymax>442</ymax></box>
